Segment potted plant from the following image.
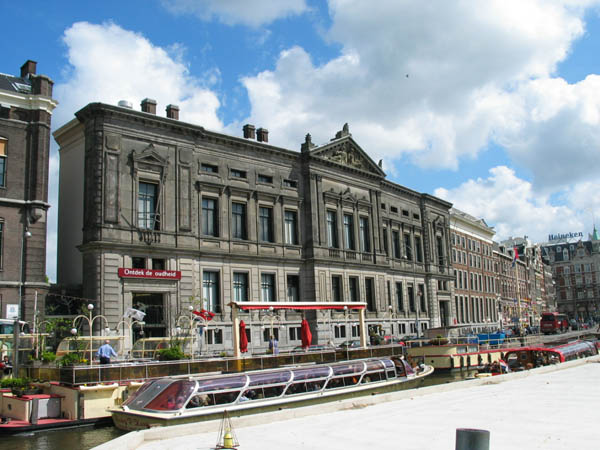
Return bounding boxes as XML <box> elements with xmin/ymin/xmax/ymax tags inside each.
<box><xmin>1</xmin><ymin>377</ymin><xmax>41</xmax><ymax>396</ymax></box>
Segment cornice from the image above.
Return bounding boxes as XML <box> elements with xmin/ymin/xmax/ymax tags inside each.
<box><xmin>0</xmin><ymin>90</ymin><xmax>58</xmax><ymax>113</ymax></box>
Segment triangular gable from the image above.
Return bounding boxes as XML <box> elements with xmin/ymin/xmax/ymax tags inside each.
<box><xmin>309</xmin><ymin>127</ymin><xmax>385</xmax><ymax>177</ymax></box>
<box><xmin>131</xmin><ymin>143</ymin><xmax>169</xmax><ymax>168</ymax></box>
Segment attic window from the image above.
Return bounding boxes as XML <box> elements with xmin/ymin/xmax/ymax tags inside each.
<box><xmin>258</xmin><ymin>174</ymin><xmax>273</xmax><ymax>184</ymax></box>
<box><xmin>390</xmin><ymin>206</ymin><xmax>398</xmax><ymax>214</ymax></box>
<box><xmin>201</xmin><ymin>163</ymin><xmax>218</xmax><ymax>173</ymax></box>
<box><xmin>413</xmin><ymin>213</ymin><xmax>420</xmax><ymax>220</ymax></box>
<box><xmin>381</xmin><ymin>203</ymin><xmax>386</xmax><ymax>210</ymax></box>
<box><xmin>231</xmin><ymin>169</ymin><xmax>247</xmax><ymax>179</ymax></box>
<box><xmin>402</xmin><ymin>210</ymin><xmax>409</xmax><ymax>217</ymax></box>
<box><xmin>283</xmin><ymin>179</ymin><xmax>297</xmax><ymax>188</ymax></box>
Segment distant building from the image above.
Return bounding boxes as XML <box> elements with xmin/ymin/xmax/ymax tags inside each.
<box><xmin>54</xmin><ymin>100</ymin><xmax>454</xmax><ymax>352</ymax></box>
<box><xmin>0</xmin><ymin>60</ymin><xmax>57</xmax><ymax>321</ymax></box>
<box><xmin>450</xmin><ymin>208</ymin><xmax>499</xmax><ymax>329</ymax></box>
<box><xmin>541</xmin><ymin>229</ymin><xmax>600</xmax><ymax>321</ymax></box>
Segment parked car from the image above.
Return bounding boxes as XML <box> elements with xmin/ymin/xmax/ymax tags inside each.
<box><xmin>338</xmin><ymin>340</ymin><xmax>361</xmax><ymax>349</ymax></box>
<box><xmin>291</xmin><ymin>345</ymin><xmax>328</xmax><ymax>353</ymax></box>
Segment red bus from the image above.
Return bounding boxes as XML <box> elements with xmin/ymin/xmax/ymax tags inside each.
<box><xmin>540</xmin><ymin>312</ymin><xmax>569</xmax><ymax>334</ymax></box>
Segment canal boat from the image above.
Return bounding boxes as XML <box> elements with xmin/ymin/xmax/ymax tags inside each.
<box><xmin>110</xmin><ymin>357</ymin><xmax>433</xmax><ymax>431</ymax></box>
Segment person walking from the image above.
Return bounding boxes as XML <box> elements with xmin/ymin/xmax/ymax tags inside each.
<box><xmin>97</xmin><ymin>340</ymin><xmax>118</xmax><ymax>364</ymax></box>
<box><xmin>268</xmin><ymin>335</ymin><xmax>279</xmax><ymax>355</ymax></box>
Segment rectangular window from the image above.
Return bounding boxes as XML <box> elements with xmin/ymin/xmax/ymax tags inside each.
<box><xmin>207</xmin><ymin>329</ymin><xmax>223</xmax><ymax>345</ymax></box>
<box><xmin>390</xmin><ymin>206</ymin><xmax>398</xmax><ymax>213</ymax></box>
<box><xmin>334</xmin><ymin>325</ymin><xmax>347</xmax><ymax>339</ymax></box>
<box><xmin>132</xmin><ymin>257</ymin><xmax>146</xmax><ymax>269</ymax></box>
<box><xmin>404</xmin><ymin>234</ymin><xmax>412</xmax><ymax>260</ymax></box>
<box><xmin>258</xmin><ymin>174</ymin><xmax>273</xmax><ymax>184</ymax></box>
<box><xmin>263</xmin><ymin>328</ymin><xmax>279</xmax><ymax>342</ymax></box>
<box><xmin>408</xmin><ymin>285</ymin><xmax>415</xmax><ymax>312</ymax></box>
<box><xmin>359</xmin><ymin>217</ymin><xmax>370</xmax><ymax>252</ymax></box>
<box><xmin>287</xmin><ymin>275</ymin><xmax>299</xmax><ymax>302</ymax></box>
<box><xmin>415</xmin><ymin>236</ymin><xmax>423</xmax><ymax>263</ymax></box>
<box><xmin>343</xmin><ymin>214</ymin><xmax>355</xmax><ymax>250</ymax></box>
<box><xmin>201</xmin><ymin>163</ymin><xmax>218</xmax><ymax>173</ymax></box>
<box><xmin>0</xmin><ymin>138</ymin><xmax>6</xmax><ymax>187</ymax></box>
<box><xmin>284</xmin><ymin>210</ymin><xmax>298</xmax><ymax>245</ymax></box>
<box><xmin>289</xmin><ymin>326</ymin><xmax>302</xmax><ymax>341</ymax></box>
<box><xmin>152</xmin><ymin>258</ymin><xmax>165</xmax><ymax>270</ymax></box>
<box><xmin>231</xmin><ymin>202</ymin><xmax>247</xmax><ymax>239</ymax></box>
<box><xmin>261</xmin><ymin>273</ymin><xmax>275</xmax><ymax>302</ymax></box>
<box><xmin>349</xmin><ymin>277</ymin><xmax>359</xmax><ymax>302</ymax></box>
<box><xmin>259</xmin><ymin>206</ymin><xmax>274</xmax><ymax>242</ymax></box>
<box><xmin>230</xmin><ymin>169</ymin><xmax>246</xmax><ymax>179</ymax></box>
<box><xmin>283</xmin><ymin>179</ymin><xmax>297</xmax><ymax>188</ymax></box>
<box><xmin>437</xmin><ymin>235</ymin><xmax>445</xmax><ymax>265</ymax></box>
<box><xmin>0</xmin><ymin>222</ymin><xmax>3</xmax><ymax>269</ymax></box>
<box><xmin>396</xmin><ymin>282</ymin><xmax>404</xmax><ymax>311</ymax></box>
<box><xmin>202</xmin><ymin>197</ymin><xmax>218</xmax><ymax>236</ymax></box>
<box><xmin>392</xmin><ymin>231</ymin><xmax>401</xmax><ymax>258</ymax></box>
<box><xmin>418</xmin><ymin>284</ymin><xmax>426</xmax><ymax>312</ymax></box>
<box><xmin>233</xmin><ymin>272</ymin><xmax>248</xmax><ymax>302</ymax></box>
<box><xmin>327</xmin><ymin>210</ymin><xmax>338</xmax><ymax>248</ymax></box>
<box><xmin>365</xmin><ymin>278</ymin><xmax>375</xmax><ymax>312</ymax></box>
<box><xmin>332</xmin><ymin>276</ymin><xmax>343</xmax><ymax>302</ymax></box>
<box><xmin>138</xmin><ymin>181</ymin><xmax>159</xmax><ymax>230</ymax></box>
<box><xmin>382</xmin><ymin>227</ymin><xmax>389</xmax><ymax>256</ymax></box>
<box><xmin>203</xmin><ymin>271</ymin><xmax>220</xmax><ymax>313</ymax></box>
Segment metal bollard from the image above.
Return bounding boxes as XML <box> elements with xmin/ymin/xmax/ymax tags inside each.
<box><xmin>455</xmin><ymin>428</ymin><xmax>490</xmax><ymax>450</ymax></box>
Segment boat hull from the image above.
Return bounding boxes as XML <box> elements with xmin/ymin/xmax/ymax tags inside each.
<box><xmin>406</xmin><ymin>345</ymin><xmax>511</xmax><ymax>371</ymax></box>
<box><xmin>111</xmin><ymin>368</ymin><xmax>433</xmax><ymax>431</ymax></box>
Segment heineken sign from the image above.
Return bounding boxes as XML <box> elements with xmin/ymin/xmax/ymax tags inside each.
<box><xmin>118</xmin><ymin>268</ymin><xmax>181</xmax><ymax>280</ymax></box>
<box><xmin>548</xmin><ymin>231</ymin><xmax>583</xmax><ymax>242</ymax></box>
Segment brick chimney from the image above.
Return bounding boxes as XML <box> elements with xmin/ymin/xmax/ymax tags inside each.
<box><xmin>256</xmin><ymin>127</ymin><xmax>268</xmax><ymax>143</ymax></box>
<box><xmin>20</xmin><ymin>60</ymin><xmax>37</xmax><ymax>78</ymax></box>
<box><xmin>243</xmin><ymin>124</ymin><xmax>256</xmax><ymax>139</ymax></box>
<box><xmin>166</xmin><ymin>104</ymin><xmax>179</xmax><ymax>120</ymax></box>
<box><xmin>141</xmin><ymin>98</ymin><xmax>157</xmax><ymax>114</ymax></box>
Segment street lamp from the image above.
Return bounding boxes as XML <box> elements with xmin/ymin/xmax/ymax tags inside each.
<box><xmin>260</xmin><ymin>307</ymin><xmax>284</xmax><ymax>351</ymax></box>
<box><xmin>112</xmin><ymin>319</ymin><xmax>145</xmax><ymax>357</ymax></box>
<box><xmin>19</xmin><ymin>229</ymin><xmax>32</xmax><ymax>320</ymax></box>
<box><xmin>72</xmin><ymin>303</ymin><xmax>110</xmax><ymax>365</ymax></box>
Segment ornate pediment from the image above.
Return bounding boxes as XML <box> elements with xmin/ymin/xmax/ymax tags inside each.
<box><xmin>309</xmin><ymin>125</ymin><xmax>385</xmax><ymax>177</ymax></box>
<box><xmin>131</xmin><ymin>143</ymin><xmax>169</xmax><ymax>174</ymax></box>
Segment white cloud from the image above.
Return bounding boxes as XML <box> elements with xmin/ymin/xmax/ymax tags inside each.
<box><xmin>161</xmin><ymin>0</ymin><xmax>308</xmax><ymax>27</ymax></box>
<box><xmin>239</xmin><ymin>0</ymin><xmax>600</xmax><ymax>185</ymax></box>
<box><xmin>434</xmin><ymin>166</ymin><xmax>585</xmax><ymax>242</ymax></box>
<box><xmin>47</xmin><ymin>21</ymin><xmax>224</xmax><ymax>281</ymax></box>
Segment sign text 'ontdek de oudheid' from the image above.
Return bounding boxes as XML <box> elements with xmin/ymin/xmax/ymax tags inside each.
<box><xmin>118</xmin><ymin>268</ymin><xmax>182</xmax><ymax>280</ymax></box>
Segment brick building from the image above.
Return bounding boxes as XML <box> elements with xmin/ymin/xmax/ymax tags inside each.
<box><xmin>0</xmin><ymin>60</ymin><xmax>57</xmax><ymax>322</ymax></box>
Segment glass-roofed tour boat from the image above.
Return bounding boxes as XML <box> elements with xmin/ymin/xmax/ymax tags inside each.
<box><xmin>110</xmin><ymin>357</ymin><xmax>433</xmax><ymax>431</ymax></box>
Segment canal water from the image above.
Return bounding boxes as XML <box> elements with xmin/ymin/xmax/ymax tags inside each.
<box><xmin>2</xmin><ymin>370</ymin><xmax>476</xmax><ymax>449</ymax></box>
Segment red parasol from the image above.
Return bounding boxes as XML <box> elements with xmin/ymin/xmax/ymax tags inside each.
<box><xmin>301</xmin><ymin>318</ymin><xmax>312</xmax><ymax>349</ymax></box>
<box><xmin>239</xmin><ymin>320</ymin><xmax>248</xmax><ymax>353</ymax></box>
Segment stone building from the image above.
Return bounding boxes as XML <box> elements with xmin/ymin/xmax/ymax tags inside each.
<box><xmin>541</xmin><ymin>229</ymin><xmax>600</xmax><ymax>321</ymax></box>
<box><xmin>0</xmin><ymin>60</ymin><xmax>57</xmax><ymax>321</ymax></box>
<box><xmin>53</xmin><ymin>100</ymin><xmax>454</xmax><ymax>353</ymax></box>
<box><xmin>450</xmin><ymin>208</ymin><xmax>499</xmax><ymax>330</ymax></box>
<box><xmin>494</xmin><ymin>243</ymin><xmax>530</xmax><ymax>327</ymax></box>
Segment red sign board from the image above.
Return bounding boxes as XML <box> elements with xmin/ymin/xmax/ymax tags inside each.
<box><xmin>118</xmin><ymin>268</ymin><xmax>181</xmax><ymax>280</ymax></box>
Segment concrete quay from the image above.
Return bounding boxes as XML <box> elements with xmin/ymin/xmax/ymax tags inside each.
<box><xmin>95</xmin><ymin>356</ymin><xmax>600</xmax><ymax>450</ymax></box>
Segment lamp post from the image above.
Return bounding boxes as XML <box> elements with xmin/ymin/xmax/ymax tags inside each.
<box><xmin>72</xmin><ymin>304</ymin><xmax>110</xmax><ymax>365</ymax></box>
<box><xmin>19</xmin><ymin>228</ymin><xmax>32</xmax><ymax>320</ymax></box>
<box><xmin>112</xmin><ymin>319</ymin><xmax>145</xmax><ymax>357</ymax></box>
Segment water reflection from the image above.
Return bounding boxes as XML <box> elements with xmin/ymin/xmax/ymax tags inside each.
<box><xmin>2</xmin><ymin>425</ymin><xmax>126</xmax><ymax>450</ymax></box>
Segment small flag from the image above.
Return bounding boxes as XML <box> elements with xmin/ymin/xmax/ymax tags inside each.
<box><xmin>511</xmin><ymin>247</ymin><xmax>519</xmax><ymax>267</ymax></box>
<box><xmin>193</xmin><ymin>309</ymin><xmax>216</xmax><ymax>321</ymax></box>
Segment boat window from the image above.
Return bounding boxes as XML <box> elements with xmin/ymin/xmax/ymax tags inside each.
<box><xmin>325</xmin><ymin>375</ymin><xmax>359</xmax><ymax>390</ymax></box>
<box><xmin>254</xmin><ymin>385</ymin><xmax>285</xmax><ymax>399</ymax></box>
<box><xmin>365</xmin><ymin>360</ymin><xmax>385</xmax><ymax>372</ymax></box>
<box><xmin>386</xmin><ymin>370</ymin><xmax>396</xmax><ymax>379</ymax></box>
<box><xmin>143</xmin><ymin>380</ymin><xmax>196</xmax><ymax>411</ymax></box>
<box><xmin>285</xmin><ymin>380</ymin><xmax>325</xmax><ymax>395</ymax></box>
<box><xmin>196</xmin><ymin>375</ymin><xmax>247</xmax><ymax>393</ymax></box>
<box><xmin>331</xmin><ymin>362</ymin><xmax>364</xmax><ymax>376</ymax></box>
<box><xmin>213</xmin><ymin>391</ymin><xmax>240</xmax><ymax>405</ymax></box>
<box><xmin>292</xmin><ymin>366</ymin><xmax>330</xmax><ymax>381</ymax></box>
<box><xmin>123</xmin><ymin>379</ymin><xmax>163</xmax><ymax>408</ymax></box>
<box><xmin>382</xmin><ymin>359</ymin><xmax>394</xmax><ymax>369</ymax></box>
<box><xmin>248</xmin><ymin>371</ymin><xmax>291</xmax><ymax>386</ymax></box>
<box><xmin>186</xmin><ymin>393</ymin><xmax>213</xmax><ymax>408</ymax></box>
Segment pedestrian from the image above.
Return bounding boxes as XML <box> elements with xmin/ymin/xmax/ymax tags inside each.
<box><xmin>97</xmin><ymin>340</ymin><xmax>117</xmax><ymax>364</ymax></box>
<box><xmin>268</xmin><ymin>335</ymin><xmax>279</xmax><ymax>355</ymax></box>
<box><xmin>1</xmin><ymin>355</ymin><xmax>12</xmax><ymax>377</ymax></box>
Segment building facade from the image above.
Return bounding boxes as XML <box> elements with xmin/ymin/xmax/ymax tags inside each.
<box><xmin>0</xmin><ymin>60</ymin><xmax>56</xmax><ymax>321</ymax></box>
<box><xmin>541</xmin><ymin>230</ymin><xmax>600</xmax><ymax>321</ymax></box>
<box><xmin>54</xmin><ymin>100</ymin><xmax>454</xmax><ymax>353</ymax></box>
<box><xmin>450</xmin><ymin>208</ymin><xmax>500</xmax><ymax>330</ymax></box>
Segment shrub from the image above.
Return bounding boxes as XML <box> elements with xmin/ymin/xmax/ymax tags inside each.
<box><xmin>59</xmin><ymin>353</ymin><xmax>81</xmax><ymax>367</ymax></box>
<box><xmin>157</xmin><ymin>346</ymin><xmax>187</xmax><ymax>361</ymax></box>
<box><xmin>1</xmin><ymin>377</ymin><xmax>32</xmax><ymax>389</ymax></box>
<box><xmin>41</xmin><ymin>351</ymin><xmax>56</xmax><ymax>363</ymax></box>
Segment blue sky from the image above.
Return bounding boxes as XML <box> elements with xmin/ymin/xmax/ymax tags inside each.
<box><xmin>3</xmin><ymin>0</ymin><xmax>600</xmax><ymax>281</ymax></box>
